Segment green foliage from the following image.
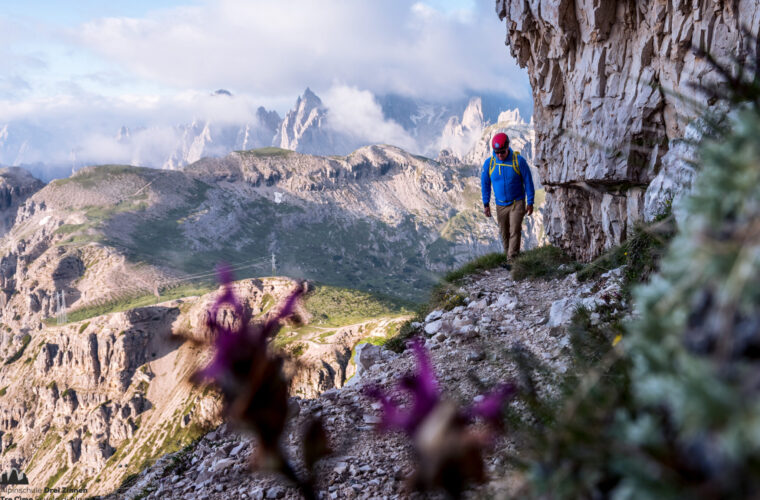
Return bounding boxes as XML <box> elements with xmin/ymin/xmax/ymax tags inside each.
<box><xmin>440</xmin><ymin>210</ymin><xmax>480</xmax><ymax>241</ymax></box>
<box><xmin>576</xmin><ymin>215</ymin><xmax>675</xmax><ymax>292</ymax></box>
<box><xmin>45</xmin><ymin>464</ymin><xmax>68</xmax><ymax>489</ymax></box>
<box><xmin>53</xmin><ymin>164</ymin><xmax>146</xmax><ymax>188</ymax></box>
<box><xmin>511</xmin><ymin>245</ymin><xmax>579</xmax><ymax>281</ymax></box>
<box><xmin>0</xmin><ymin>386</ymin><xmax>7</xmax><ymax>396</ymax></box>
<box><xmin>4</xmin><ymin>334</ymin><xmax>31</xmax><ymax>365</ymax></box>
<box><xmin>78</xmin><ymin>321</ymin><xmax>91</xmax><ymax>334</ymax></box>
<box><xmin>116</xmin><ymin>473</ymin><xmax>140</xmax><ymax>493</ymax></box>
<box><xmin>53</xmin><ymin>282</ymin><xmax>215</xmax><ymax>325</ymax></box>
<box><xmin>54</xmin><ymin>223</ymin><xmax>87</xmax><ymax>235</ymax></box>
<box><xmin>384</xmin><ymin>318</ymin><xmax>423</xmax><ymax>353</ymax></box>
<box><xmin>443</xmin><ymin>252</ymin><xmax>508</xmax><ymax>282</ymax></box>
<box><xmin>302</xmin><ymin>284</ymin><xmax>412</xmax><ymax>327</ymax></box>
<box><xmin>235</xmin><ymin>147</ymin><xmax>293</xmax><ymax>157</ymax></box>
<box><xmin>289</xmin><ymin>343</ymin><xmax>306</xmax><ymax>358</ymax></box>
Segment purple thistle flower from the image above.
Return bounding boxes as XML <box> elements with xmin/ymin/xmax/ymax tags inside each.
<box><xmin>466</xmin><ymin>383</ymin><xmax>516</xmax><ymax>430</ymax></box>
<box><xmin>190</xmin><ymin>268</ymin><xmax>326</xmax><ymax>499</ymax></box>
<box><xmin>365</xmin><ymin>339</ymin><xmax>440</xmax><ymax>434</ymax></box>
<box><xmin>364</xmin><ymin>340</ymin><xmax>516</xmax><ymax>498</ymax></box>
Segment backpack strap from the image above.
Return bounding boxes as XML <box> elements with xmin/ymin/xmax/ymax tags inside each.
<box><xmin>512</xmin><ymin>150</ymin><xmax>521</xmax><ymax>176</ymax></box>
<box><xmin>489</xmin><ymin>151</ymin><xmax>522</xmax><ymax>177</ymax></box>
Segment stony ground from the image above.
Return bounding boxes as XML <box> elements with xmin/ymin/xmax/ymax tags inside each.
<box><xmin>106</xmin><ymin>266</ymin><xmax>623</xmax><ymax>500</ymax></box>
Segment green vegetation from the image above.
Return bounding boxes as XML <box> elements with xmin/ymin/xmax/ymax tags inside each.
<box><xmin>302</xmin><ymin>285</ymin><xmax>413</xmax><ymax>327</ymax></box>
<box><xmin>4</xmin><ymin>334</ymin><xmax>31</xmax><ymax>365</ymax></box>
<box><xmin>576</xmin><ymin>215</ymin><xmax>675</xmax><ymax>296</ymax></box>
<box><xmin>44</xmin><ymin>464</ymin><xmax>68</xmax><ymax>490</ymax></box>
<box><xmin>511</xmin><ymin>245</ymin><xmax>580</xmax><ymax>281</ymax></box>
<box><xmin>257</xmin><ymin>293</ymin><xmax>274</xmax><ymax>317</ymax></box>
<box><xmin>443</xmin><ymin>252</ymin><xmax>508</xmax><ymax>283</ymax></box>
<box><xmin>316</xmin><ymin>330</ymin><xmax>337</xmax><ymax>342</ymax></box>
<box><xmin>78</xmin><ymin>321</ymin><xmax>90</xmax><ymax>334</ymax></box>
<box><xmin>49</xmin><ymin>282</ymin><xmax>215</xmax><ymax>325</ymax></box>
<box><xmin>116</xmin><ymin>473</ymin><xmax>140</xmax><ymax>493</ymax></box>
<box><xmin>54</xmin><ymin>223</ymin><xmax>87</xmax><ymax>235</ymax></box>
<box><xmin>440</xmin><ymin>210</ymin><xmax>480</xmax><ymax>241</ymax></box>
<box><xmin>53</xmin><ymin>164</ymin><xmax>148</xmax><ymax>188</ymax></box>
<box><xmin>289</xmin><ymin>343</ymin><xmax>306</xmax><ymax>358</ymax></box>
<box><xmin>235</xmin><ymin>147</ymin><xmax>293</xmax><ymax>157</ymax></box>
<box><xmin>27</xmin><ymin>430</ymin><xmax>61</xmax><ymax>470</ymax></box>
<box><xmin>0</xmin><ymin>386</ymin><xmax>6</xmax><ymax>396</ymax></box>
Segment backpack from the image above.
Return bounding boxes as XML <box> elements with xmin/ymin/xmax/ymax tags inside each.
<box><xmin>489</xmin><ymin>151</ymin><xmax>521</xmax><ymax>177</ymax></box>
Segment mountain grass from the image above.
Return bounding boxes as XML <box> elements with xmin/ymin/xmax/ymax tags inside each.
<box><xmin>443</xmin><ymin>252</ymin><xmax>509</xmax><ymax>283</ymax></box>
<box><xmin>511</xmin><ymin>245</ymin><xmax>579</xmax><ymax>281</ymax></box>
<box><xmin>4</xmin><ymin>334</ymin><xmax>31</xmax><ymax>365</ymax></box>
<box><xmin>46</xmin><ymin>281</ymin><xmax>215</xmax><ymax>326</ymax></box>
<box><xmin>302</xmin><ymin>284</ymin><xmax>413</xmax><ymax>327</ymax></box>
<box><xmin>53</xmin><ymin>165</ymin><xmax>149</xmax><ymax>189</ymax></box>
<box><xmin>235</xmin><ymin>147</ymin><xmax>293</xmax><ymax>157</ymax></box>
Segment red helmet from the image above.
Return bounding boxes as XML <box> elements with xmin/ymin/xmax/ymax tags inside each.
<box><xmin>491</xmin><ymin>132</ymin><xmax>509</xmax><ymax>150</ymax></box>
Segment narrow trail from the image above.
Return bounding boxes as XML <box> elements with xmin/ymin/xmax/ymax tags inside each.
<box><xmin>109</xmin><ymin>266</ymin><xmax>621</xmax><ymax>499</ymax></box>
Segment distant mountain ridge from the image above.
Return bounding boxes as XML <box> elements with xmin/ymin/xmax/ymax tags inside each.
<box><xmin>0</xmin><ymin>89</ymin><xmax>531</xmax><ymax>180</ymax></box>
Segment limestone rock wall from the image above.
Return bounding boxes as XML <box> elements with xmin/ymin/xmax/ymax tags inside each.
<box><xmin>496</xmin><ymin>0</ymin><xmax>760</xmax><ymax>260</ymax></box>
<box><xmin>0</xmin><ymin>168</ymin><xmax>44</xmax><ymax>238</ymax></box>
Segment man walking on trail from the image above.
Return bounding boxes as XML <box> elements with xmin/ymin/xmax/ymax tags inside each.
<box><xmin>481</xmin><ymin>132</ymin><xmax>535</xmax><ymax>262</ymax></box>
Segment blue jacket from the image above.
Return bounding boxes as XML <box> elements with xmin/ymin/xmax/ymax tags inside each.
<box><xmin>481</xmin><ymin>148</ymin><xmax>535</xmax><ymax>207</ymax></box>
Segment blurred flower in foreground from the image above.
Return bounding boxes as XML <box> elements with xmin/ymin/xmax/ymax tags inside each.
<box><xmin>365</xmin><ymin>340</ymin><xmax>515</xmax><ymax>498</ymax></box>
<box><xmin>192</xmin><ymin>266</ymin><xmax>329</xmax><ymax>500</ymax></box>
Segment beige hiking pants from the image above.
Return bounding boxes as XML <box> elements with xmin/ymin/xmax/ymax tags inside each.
<box><xmin>496</xmin><ymin>200</ymin><xmax>525</xmax><ymax>260</ymax></box>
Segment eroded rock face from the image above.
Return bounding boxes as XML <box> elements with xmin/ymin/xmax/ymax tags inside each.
<box><xmin>496</xmin><ymin>0</ymin><xmax>760</xmax><ymax>260</ymax></box>
<box><xmin>0</xmin><ymin>168</ymin><xmax>44</xmax><ymax>238</ymax></box>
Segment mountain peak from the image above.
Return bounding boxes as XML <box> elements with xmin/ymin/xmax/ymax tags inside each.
<box><xmin>300</xmin><ymin>87</ymin><xmax>322</xmax><ymax>107</ymax></box>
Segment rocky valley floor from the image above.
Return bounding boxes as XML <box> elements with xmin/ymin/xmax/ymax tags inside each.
<box><xmin>106</xmin><ymin>266</ymin><xmax>623</xmax><ymax>500</ymax></box>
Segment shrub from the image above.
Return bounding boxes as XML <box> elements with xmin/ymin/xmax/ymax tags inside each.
<box><xmin>443</xmin><ymin>252</ymin><xmax>508</xmax><ymax>283</ymax></box>
<box><xmin>4</xmin><ymin>334</ymin><xmax>31</xmax><ymax>365</ymax></box>
<box><xmin>511</xmin><ymin>245</ymin><xmax>580</xmax><ymax>281</ymax></box>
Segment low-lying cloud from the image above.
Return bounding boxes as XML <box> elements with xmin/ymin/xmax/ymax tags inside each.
<box><xmin>322</xmin><ymin>86</ymin><xmax>418</xmax><ymax>152</ymax></box>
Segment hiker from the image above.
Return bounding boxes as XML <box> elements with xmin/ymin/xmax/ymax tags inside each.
<box><xmin>481</xmin><ymin>132</ymin><xmax>535</xmax><ymax>262</ymax></box>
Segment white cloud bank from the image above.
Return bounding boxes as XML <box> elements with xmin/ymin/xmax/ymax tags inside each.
<box><xmin>70</xmin><ymin>0</ymin><xmax>529</xmax><ymax>103</ymax></box>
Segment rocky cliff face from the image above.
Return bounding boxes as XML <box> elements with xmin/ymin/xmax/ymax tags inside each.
<box><xmin>496</xmin><ymin>0</ymin><xmax>760</xmax><ymax>260</ymax></box>
<box><xmin>0</xmin><ymin>275</ymin><xmax>395</xmax><ymax>495</ymax></box>
<box><xmin>0</xmin><ymin>168</ymin><xmax>44</xmax><ymax>238</ymax></box>
<box><xmin>438</xmin><ymin>98</ymin><xmax>488</xmax><ymax>158</ymax></box>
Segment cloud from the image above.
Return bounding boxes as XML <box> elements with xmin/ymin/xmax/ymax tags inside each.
<box><xmin>0</xmin><ymin>1</ymin><xmax>534</xmax><ymax>178</ymax></box>
<box><xmin>322</xmin><ymin>85</ymin><xmax>418</xmax><ymax>151</ymax></box>
<box><xmin>0</xmin><ymin>90</ymin><xmax>274</xmax><ymax>175</ymax></box>
<box><xmin>71</xmin><ymin>0</ymin><xmax>530</xmax><ymax>102</ymax></box>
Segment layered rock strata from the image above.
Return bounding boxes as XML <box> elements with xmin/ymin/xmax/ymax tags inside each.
<box><xmin>496</xmin><ymin>0</ymin><xmax>760</xmax><ymax>260</ymax></box>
